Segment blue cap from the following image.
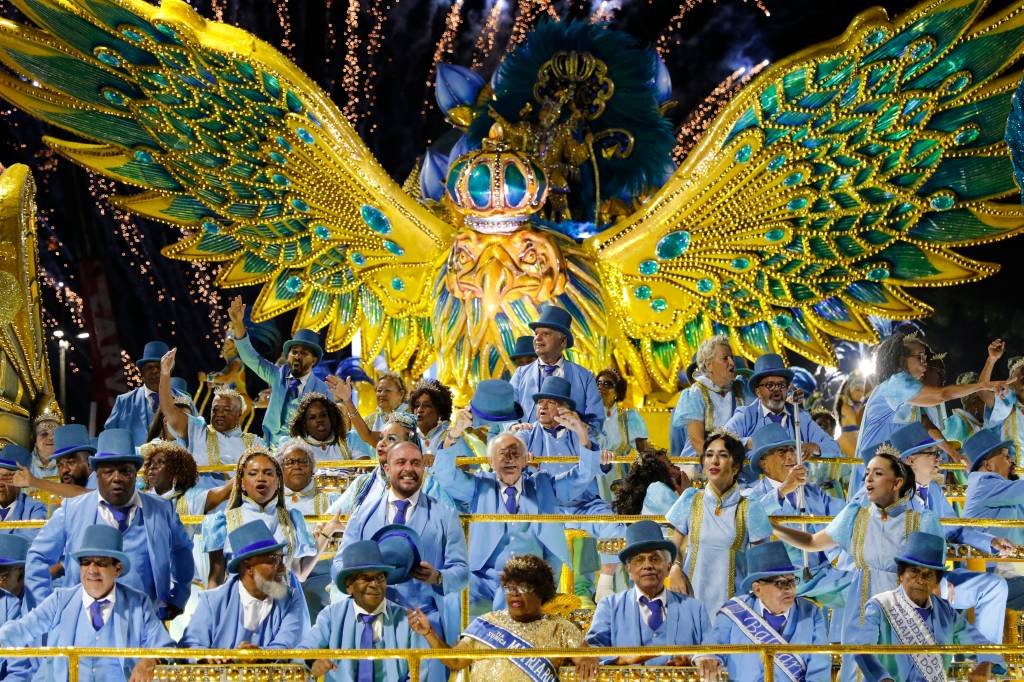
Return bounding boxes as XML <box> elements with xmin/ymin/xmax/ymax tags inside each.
<box><xmin>749</xmin><ymin>423</ymin><xmax>796</xmax><ymax>475</ymax></box>
<box><xmin>371</xmin><ymin>524</ymin><xmax>423</xmax><ymax>585</ymax></box>
<box><xmin>894</xmin><ymin>531</ymin><xmax>946</xmax><ymax>574</ymax></box>
<box><xmin>170</xmin><ymin>377</ymin><xmax>189</xmax><ymax>397</ymax></box>
<box><xmin>334</xmin><ymin>540</ymin><xmax>395</xmax><ymax>591</ymax></box>
<box><xmin>52</xmin><ymin>424</ymin><xmax>96</xmax><ymax>460</ymax></box>
<box><xmin>740</xmin><ymin>541</ymin><xmax>798</xmax><ymax>593</ymax></box>
<box><xmin>0</xmin><ymin>534</ymin><xmax>29</xmax><ymax>566</ymax></box>
<box><xmin>469</xmin><ymin>380</ymin><xmax>524</xmax><ymax>427</ymax></box>
<box><xmin>88</xmin><ymin>428</ymin><xmax>143</xmax><ymax>470</ymax></box>
<box><xmin>71</xmin><ymin>524</ymin><xmax>131</xmax><ymax>574</ymax></box>
<box><xmin>227</xmin><ymin>520</ymin><xmax>288</xmax><ymax>574</ymax></box>
<box><xmin>531</xmin><ymin>376</ymin><xmax>576</xmax><ymax>412</ymax></box>
<box><xmin>618</xmin><ymin>520</ymin><xmax>676</xmax><ymax>564</ymax></box>
<box><xmin>0</xmin><ymin>443</ymin><xmax>31</xmax><ymax>471</ymax></box>
<box><xmin>283</xmin><ymin>328</ymin><xmax>324</xmax><ymax>361</ymax></box>
<box><xmin>964</xmin><ymin>428</ymin><xmax>1015</xmax><ymax>473</ymax></box>
<box><xmin>748</xmin><ymin>354</ymin><xmax>794</xmax><ymax>390</ymax></box>
<box><xmin>509</xmin><ymin>336</ymin><xmax>537</xmax><ymax>360</ymax></box>
<box><xmin>136</xmin><ymin>340</ymin><xmax>169</xmax><ymax>368</ymax></box>
<box><xmin>890</xmin><ymin>422</ymin><xmax>941</xmax><ymax>461</ymax></box>
<box><xmin>528</xmin><ymin>305</ymin><xmax>575</xmax><ymax>348</ymax></box>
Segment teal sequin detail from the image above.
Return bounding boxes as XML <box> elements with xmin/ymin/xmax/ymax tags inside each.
<box><xmin>291</xmin><ymin>198</ymin><xmax>310</xmax><ymax>212</ymax></box>
<box><xmin>391</xmin><ymin>277</ymin><xmax>405</xmax><ymax>291</ymax></box>
<box><xmin>697</xmin><ymin>278</ymin><xmax>715</xmax><ymax>293</ymax></box>
<box><xmin>202</xmin><ymin>220</ymin><xmax>220</xmax><ymax>234</ymax></box>
<box><xmin>634</xmin><ymin>285</ymin><xmax>652</xmax><ymax>300</ymax></box>
<box><xmin>133</xmin><ymin>150</ymin><xmax>153</xmax><ymax>163</ymax></box>
<box><xmin>787</xmin><ymin>197</ymin><xmax>808</xmax><ymax>211</ymax></box>
<box><xmin>639</xmin><ymin>259</ymin><xmax>659</xmax><ymax>275</ymax></box>
<box><xmin>285</xmin><ymin>276</ymin><xmax>302</xmax><ymax>293</ymax></box>
<box><xmin>734</xmin><ymin>144</ymin><xmax>753</xmax><ymax>163</ymax></box>
<box><xmin>865</xmin><ymin>28</ymin><xmax>886</xmax><ymax>46</ymax></box>
<box><xmin>651</xmin><ymin>297</ymin><xmax>668</xmax><ymax>312</ymax></box>
<box><xmin>296</xmin><ymin>128</ymin><xmax>315</xmax><ymax>144</ymax></box>
<box><xmin>768</xmin><ymin>155</ymin><xmax>786</xmax><ymax>171</ymax></box>
<box><xmin>655</xmin><ymin>231</ymin><xmax>691</xmax><ymax>259</ymax></box>
<box><xmin>783</xmin><ymin>172</ymin><xmax>803</xmax><ymax>186</ymax></box>
<box><xmin>731</xmin><ymin>257</ymin><xmax>751</xmax><ymax>270</ymax></box>
<box><xmin>271</xmin><ymin>174</ymin><xmax>290</xmax><ymax>186</ymax></box>
<box><xmin>314</xmin><ymin>225</ymin><xmax>331</xmax><ymax>239</ymax></box>
<box><xmin>929</xmin><ymin>193</ymin><xmax>954</xmax><ymax>210</ymax></box>
<box><xmin>384</xmin><ymin>240</ymin><xmax>404</xmax><ymax>256</ymax></box>
<box><xmin>765</xmin><ymin>228</ymin><xmax>786</xmax><ymax>242</ymax></box>
<box><xmin>360</xmin><ymin>205</ymin><xmax>391</xmax><ymax>234</ymax></box>
<box><xmin>350</xmin><ymin>252</ymin><xmax>365</xmax><ymax>266</ymax></box>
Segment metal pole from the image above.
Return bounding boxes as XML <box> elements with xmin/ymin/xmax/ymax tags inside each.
<box><xmin>763</xmin><ymin>650</ymin><xmax>775</xmax><ymax>682</ymax></box>
<box><xmin>461</xmin><ymin>516</ymin><xmax>470</xmax><ymax>630</ymax></box>
<box><xmin>408</xmin><ymin>653</ymin><xmax>420</xmax><ymax>681</ymax></box>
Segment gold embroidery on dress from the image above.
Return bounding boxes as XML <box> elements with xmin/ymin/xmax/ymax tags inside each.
<box><xmin>206</xmin><ymin>427</ymin><xmax>257</xmax><ymax>466</ymax></box>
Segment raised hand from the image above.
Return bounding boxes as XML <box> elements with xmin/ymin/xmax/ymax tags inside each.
<box><xmin>160</xmin><ymin>347</ymin><xmax>177</xmax><ymax>376</ymax></box>
<box><xmin>989</xmin><ymin>339</ymin><xmax>1006</xmax><ymax>361</ymax></box>
<box><xmin>227</xmin><ymin>295</ymin><xmax>246</xmax><ymax>337</ymax></box>
<box><xmin>407</xmin><ymin>607</ymin><xmax>435</xmax><ymax>637</ymax></box>
<box><xmin>325</xmin><ymin>374</ymin><xmax>353</xmax><ymax>403</ymax></box>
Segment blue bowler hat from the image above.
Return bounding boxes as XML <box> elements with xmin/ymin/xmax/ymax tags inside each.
<box><xmin>136</xmin><ymin>340</ymin><xmax>169</xmax><ymax>368</ymax></box>
<box><xmin>894</xmin><ymin>531</ymin><xmax>947</xmax><ymax>574</ymax></box>
<box><xmin>749</xmin><ymin>423</ymin><xmax>796</xmax><ymax>475</ymax></box>
<box><xmin>283</xmin><ymin>328</ymin><xmax>324</xmax><ymax>360</ymax></box>
<box><xmin>891</xmin><ymin>422</ymin><xmax>941</xmax><ymax>461</ymax></box>
<box><xmin>528</xmin><ymin>305</ymin><xmax>575</xmax><ymax>348</ymax></box>
<box><xmin>372</xmin><ymin>524</ymin><xmax>423</xmax><ymax>585</ymax></box>
<box><xmin>71</xmin><ymin>524</ymin><xmax>132</xmax><ymax>574</ymax></box>
<box><xmin>964</xmin><ymin>428</ymin><xmax>1015</xmax><ymax>473</ymax></box>
<box><xmin>531</xmin><ymin>376</ymin><xmax>576</xmax><ymax>412</ymax></box>
<box><xmin>748</xmin><ymin>353</ymin><xmax>794</xmax><ymax>390</ymax></box>
<box><xmin>509</xmin><ymin>335</ymin><xmax>537</xmax><ymax>360</ymax></box>
<box><xmin>469</xmin><ymin>379</ymin><xmax>524</xmax><ymax>427</ymax></box>
<box><xmin>0</xmin><ymin>443</ymin><xmax>31</xmax><ymax>471</ymax></box>
<box><xmin>88</xmin><ymin>428</ymin><xmax>143</xmax><ymax>470</ymax></box>
<box><xmin>0</xmin><ymin>534</ymin><xmax>29</xmax><ymax>566</ymax></box>
<box><xmin>227</xmin><ymin>519</ymin><xmax>288</xmax><ymax>573</ymax></box>
<box><xmin>859</xmin><ymin>439</ymin><xmax>891</xmax><ymax>466</ymax></box>
<box><xmin>740</xmin><ymin>541</ymin><xmax>798</xmax><ymax>593</ymax></box>
<box><xmin>618</xmin><ymin>520</ymin><xmax>676</xmax><ymax>563</ymax></box>
<box><xmin>52</xmin><ymin>424</ymin><xmax>96</xmax><ymax>460</ymax></box>
<box><xmin>335</xmin><ymin>540</ymin><xmax>395</xmax><ymax>592</ymax></box>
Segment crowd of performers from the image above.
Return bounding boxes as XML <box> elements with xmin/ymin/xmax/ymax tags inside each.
<box><xmin>1</xmin><ymin>295</ymin><xmax>1024</xmax><ymax>681</ymax></box>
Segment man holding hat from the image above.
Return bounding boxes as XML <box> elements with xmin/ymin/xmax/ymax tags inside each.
<box><xmin>846</xmin><ymin>531</ymin><xmax>1005</xmax><ymax>682</ymax></box>
<box><xmin>227</xmin><ymin>295</ymin><xmax>330</xmax><ymax>446</ymax></box>
<box><xmin>438</xmin><ymin>378</ymin><xmax>524</xmax><ymax>458</ymax></box>
<box><xmin>306</xmin><ymin>540</ymin><xmax>430</xmax><ymax>681</ymax></box>
<box><xmin>25</xmin><ymin>428</ymin><xmax>194</xmax><ymax>619</ymax></box>
<box><xmin>703</xmin><ymin>541</ymin><xmax>830</xmax><ymax>681</ymax></box>
<box><xmin>180</xmin><ymin>519</ymin><xmax>309</xmax><ymax>650</ymax></box>
<box><xmin>0</xmin><ymin>534</ymin><xmax>36</xmax><ymax>680</ymax></box>
<box><xmin>0</xmin><ymin>524</ymin><xmax>173</xmax><ymax>682</ymax></box>
<box><xmin>964</xmin><ymin>428</ymin><xmax>1024</xmax><ymax>547</ymax></box>
<box><xmin>0</xmin><ymin>444</ymin><xmax>46</xmax><ymax>540</ymax></box>
<box><xmin>104</xmin><ymin>339</ymin><xmax>184</xmax><ymax>449</ymax></box>
<box><xmin>586</xmin><ymin>520</ymin><xmax>717</xmax><ymax>672</ymax></box>
<box><xmin>510</xmin><ymin>304</ymin><xmax>603</xmax><ymax>435</ymax></box>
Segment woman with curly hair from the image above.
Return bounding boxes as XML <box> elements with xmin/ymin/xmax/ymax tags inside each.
<box><xmin>665</xmin><ymin>430</ymin><xmax>772</xmax><ymax>615</ymax></box>
<box><xmin>408</xmin><ymin>379</ymin><xmax>453</xmax><ymax>453</ymax></box>
<box><xmin>140</xmin><ymin>440</ymin><xmax>232</xmax><ymax>516</ymax></box>
<box><xmin>612</xmin><ymin>447</ymin><xmax>688</xmax><ymax>516</ymax></box>
<box><xmin>328</xmin><ymin>370</ymin><xmax>408</xmax><ymax>458</ymax></box>
<box><xmin>289</xmin><ymin>392</ymin><xmax>351</xmax><ymax>462</ymax></box>
<box><xmin>409</xmin><ymin>553</ymin><xmax>598</xmax><ymax>681</ymax></box>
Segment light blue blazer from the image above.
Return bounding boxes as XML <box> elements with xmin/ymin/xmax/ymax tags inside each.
<box><xmin>724</xmin><ymin>402</ymin><xmax>841</xmax><ymax>456</ymax></box>
<box><xmin>25</xmin><ymin>490</ymin><xmax>194</xmax><ymax>611</ymax></box>
<box><xmin>511</xmin><ymin>358</ymin><xmax>604</xmax><ymax>434</ymax></box>
<box><xmin>178</xmin><ymin>574</ymin><xmax>310</xmax><ymax>649</ymax></box>
<box><xmin>233</xmin><ymin>334</ymin><xmax>331</xmax><ymax>444</ymax></box>
<box><xmin>0</xmin><ymin>583</ymin><xmax>173</xmax><ymax>682</ymax></box>
<box><xmin>0</xmin><ymin>588</ymin><xmax>35</xmax><ymax>681</ymax></box>
<box><xmin>103</xmin><ymin>386</ymin><xmax>156</xmax><ymax>449</ymax></box>
<box><xmin>0</xmin><ymin>493</ymin><xmax>46</xmax><ymax>542</ymax></box>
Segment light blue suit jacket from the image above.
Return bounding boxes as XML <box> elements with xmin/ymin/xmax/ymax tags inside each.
<box><xmin>0</xmin><ymin>583</ymin><xmax>172</xmax><ymax>681</ymax></box>
<box><xmin>511</xmin><ymin>358</ymin><xmax>603</xmax><ymax>435</ymax></box>
<box><xmin>178</xmin><ymin>574</ymin><xmax>310</xmax><ymax>649</ymax></box>
<box><xmin>0</xmin><ymin>588</ymin><xmax>35</xmax><ymax>681</ymax></box>
<box><xmin>964</xmin><ymin>472</ymin><xmax>1024</xmax><ymax>545</ymax></box>
<box><xmin>103</xmin><ymin>386</ymin><xmax>156</xmax><ymax>449</ymax></box>
<box><xmin>708</xmin><ymin>594</ymin><xmax>830</xmax><ymax>681</ymax></box>
<box><xmin>25</xmin><ymin>490</ymin><xmax>194</xmax><ymax>611</ymax></box>
<box><xmin>301</xmin><ymin>596</ymin><xmax>429</xmax><ymax>681</ymax></box>
<box><xmin>233</xmin><ymin>334</ymin><xmax>331</xmax><ymax>444</ymax></box>
<box><xmin>586</xmin><ymin>587</ymin><xmax>712</xmax><ymax>665</ymax></box>
<box><xmin>0</xmin><ymin>493</ymin><xmax>46</xmax><ymax>542</ymax></box>
<box><xmin>724</xmin><ymin>402</ymin><xmax>841</xmax><ymax>456</ymax></box>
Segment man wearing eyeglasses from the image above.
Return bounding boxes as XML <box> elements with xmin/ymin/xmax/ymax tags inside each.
<box><xmin>179</xmin><ymin>519</ymin><xmax>310</xmax><ymax>651</ymax></box>
<box><xmin>702</xmin><ymin>541</ymin><xmax>830</xmax><ymax>681</ymax></box>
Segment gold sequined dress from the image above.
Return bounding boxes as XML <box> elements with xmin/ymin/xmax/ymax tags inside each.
<box><xmin>453</xmin><ymin>610</ymin><xmax>583</xmax><ymax>681</ymax></box>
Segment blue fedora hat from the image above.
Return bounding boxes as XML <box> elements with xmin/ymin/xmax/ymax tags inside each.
<box><xmin>71</xmin><ymin>524</ymin><xmax>132</xmax><ymax>574</ymax></box>
<box><xmin>0</xmin><ymin>443</ymin><xmax>31</xmax><ymax>472</ymax></box>
<box><xmin>510</xmin><ymin>335</ymin><xmax>537</xmax><ymax>360</ymax></box>
<box><xmin>170</xmin><ymin>377</ymin><xmax>190</xmax><ymax>397</ymax></box>
<box><xmin>372</xmin><ymin>524</ymin><xmax>423</xmax><ymax>585</ymax></box>
<box><xmin>528</xmin><ymin>305</ymin><xmax>575</xmax><ymax>348</ymax></box>
<box><xmin>0</xmin><ymin>534</ymin><xmax>28</xmax><ymax>566</ymax></box>
<box><xmin>52</xmin><ymin>424</ymin><xmax>96</xmax><ymax>460</ymax></box>
<box><xmin>531</xmin><ymin>376</ymin><xmax>576</xmax><ymax>412</ymax></box>
<box><xmin>749</xmin><ymin>423</ymin><xmax>796</xmax><ymax>475</ymax></box>
<box><xmin>859</xmin><ymin>439</ymin><xmax>892</xmax><ymax>466</ymax></box>
<box><xmin>335</xmin><ymin>540</ymin><xmax>395</xmax><ymax>591</ymax></box>
<box><xmin>226</xmin><ymin>519</ymin><xmax>288</xmax><ymax>573</ymax></box>
<box><xmin>283</xmin><ymin>328</ymin><xmax>324</xmax><ymax>360</ymax></box>
<box><xmin>964</xmin><ymin>428</ymin><xmax>1015</xmax><ymax>473</ymax></box>
<box><xmin>740</xmin><ymin>541</ymin><xmax>798</xmax><ymax>593</ymax></box>
<box><xmin>135</xmin><ymin>340</ymin><xmax>169</xmax><ymax>368</ymax></box>
<box><xmin>88</xmin><ymin>428</ymin><xmax>143</xmax><ymax>470</ymax></box>
<box><xmin>469</xmin><ymin>379</ymin><xmax>524</xmax><ymax>427</ymax></box>
<box><xmin>894</xmin><ymin>531</ymin><xmax>946</xmax><ymax>574</ymax></box>
<box><xmin>890</xmin><ymin>422</ymin><xmax>941</xmax><ymax>461</ymax></box>
<box><xmin>618</xmin><ymin>520</ymin><xmax>676</xmax><ymax>563</ymax></box>
<box><xmin>747</xmin><ymin>354</ymin><xmax>794</xmax><ymax>390</ymax></box>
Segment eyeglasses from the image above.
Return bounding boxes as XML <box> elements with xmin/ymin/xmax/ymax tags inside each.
<box><xmin>596</xmin><ymin>380</ymin><xmax>616</xmax><ymax>388</ymax></box>
<box><xmin>906</xmin><ymin>352</ymin><xmax>929</xmax><ymax>363</ymax></box>
<box><xmin>282</xmin><ymin>458</ymin><xmax>312</xmax><ymax>468</ymax></box>
<box><xmin>502</xmin><ymin>583</ymin><xmax>536</xmax><ymax>596</ymax></box>
<box><xmin>760</xmin><ymin>576</ymin><xmax>798</xmax><ymax>590</ymax></box>
<box><xmin>79</xmin><ymin>557</ymin><xmax>116</xmax><ymax>568</ymax></box>
<box><xmin>758</xmin><ymin>381</ymin><xmax>789</xmax><ymax>391</ymax></box>
<box><xmin>250</xmin><ymin>553</ymin><xmax>286</xmax><ymax>566</ymax></box>
<box><xmin>627</xmin><ymin>552</ymin><xmax>669</xmax><ymax>568</ymax></box>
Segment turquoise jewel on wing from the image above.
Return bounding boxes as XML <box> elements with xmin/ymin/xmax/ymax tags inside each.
<box><xmin>731</xmin><ymin>257</ymin><xmax>751</xmax><ymax>270</ymax></box>
<box><xmin>655</xmin><ymin>231</ymin><xmax>690</xmax><ymax>260</ymax></box>
<box><xmin>638</xmin><ymin>259</ymin><xmax>659</xmax><ymax>275</ymax></box>
<box><xmin>864</xmin><ymin>28</ymin><xmax>886</xmax><ymax>46</ymax></box>
<box><xmin>391</xmin><ymin>277</ymin><xmax>405</xmax><ymax>291</ymax></box>
<box><xmin>134</xmin><ymin>150</ymin><xmax>154</xmax><ymax>163</ymax></box>
<box><xmin>767</xmin><ymin>155</ymin><xmax>786</xmax><ymax>171</ymax></box>
<box><xmin>634</xmin><ymin>285</ymin><xmax>651</xmax><ymax>300</ymax></box>
<box><xmin>651</xmin><ymin>297</ymin><xmax>668</xmax><ymax>312</ymax></box>
<box><xmin>765</xmin><ymin>228</ymin><xmax>786</xmax><ymax>242</ymax></box>
<box><xmin>954</xmin><ymin>126</ymin><xmax>980</xmax><ymax>145</ymax></box>
<box><xmin>296</xmin><ymin>128</ymin><xmax>315</xmax><ymax>144</ymax></box>
<box><xmin>314</xmin><ymin>225</ymin><xmax>331</xmax><ymax>239</ymax></box>
<box><xmin>284</xmin><ymin>275</ymin><xmax>302</xmax><ymax>294</ymax></box>
<box><xmin>350</xmin><ymin>252</ymin><xmax>365</xmax><ymax>266</ymax></box>
<box><xmin>773</xmin><ymin>311</ymin><xmax>793</xmax><ymax>328</ymax></box>
<box><xmin>928</xmin><ymin>192</ymin><xmax>954</xmax><ymax>210</ymax></box>
<box><xmin>360</xmin><ymin>205</ymin><xmax>391</xmax><ymax>234</ymax></box>
<box><xmin>383</xmin><ymin>240</ymin><xmax>404</xmax><ymax>256</ymax></box>
<box><xmin>734</xmin><ymin>144</ymin><xmax>752</xmax><ymax>163</ymax></box>
<box><xmin>202</xmin><ymin>220</ymin><xmax>220</xmax><ymax>234</ymax></box>
<box><xmin>866</xmin><ymin>264</ymin><xmax>890</xmax><ymax>281</ymax></box>
<box><xmin>697</xmin><ymin>278</ymin><xmax>715</xmax><ymax>293</ymax></box>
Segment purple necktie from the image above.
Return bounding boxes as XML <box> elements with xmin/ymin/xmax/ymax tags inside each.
<box><xmin>767</xmin><ymin>412</ymin><xmax>785</xmax><ymax>424</ymax></box>
<box><xmin>393</xmin><ymin>499</ymin><xmax>410</xmax><ymax>525</ymax></box>
<box><xmin>101</xmin><ymin>500</ymin><xmax>131</xmax><ymax>532</ymax></box>
<box><xmin>639</xmin><ymin>596</ymin><xmax>664</xmax><ymax>630</ymax></box>
<box><xmin>784</xmin><ymin>491</ymin><xmax>797</xmax><ymax>508</ymax></box>
<box><xmin>763</xmin><ymin>609</ymin><xmax>785</xmax><ymax>632</ymax></box>
<box><xmin>357</xmin><ymin>613</ymin><xmax>376</xmax><ymax>682</ymax></box>
<box><xmin>504</xmin><ymin>486</ymin><xmax>518</xmax><ymax>514</ymax></box>
<box><xmin>0</xmin><ymin>507</ymin><xmax>8</xmax><ymax>520</ymax></box>
<box><xmin>286</xmin><ymin>376</ymin><xmax>301</xmax><ymax>398</ymax></box>
<box><xmin>917</xmin><ymin>485</ymin><xmax>929</xmax><ymax>503</ymax></box>
<box><xmin>89</xmin><ymin>599</ymin><xmax>108</xmax><ymax>631</ymax></box>
<box><xmin>915</xmin><ymin>607</ymin><xmax>931</xmax><ymax>623</ymax></box>
<box><xmin>148</xmin><ymin>392</ymin><xmax>159</xmax><ymax>414</ymax></box>
<box><xmin>542</xmin><ymin>364</ymin><xmax>556</xmax><ymax>377</ymax></box>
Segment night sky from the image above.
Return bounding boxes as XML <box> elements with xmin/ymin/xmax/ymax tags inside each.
<box><xmin>0</xmin><ymin>0</ymin><xmax>1020</xmax><ymax>423</ymax></box>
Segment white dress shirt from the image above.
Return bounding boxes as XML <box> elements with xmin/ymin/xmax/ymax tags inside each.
<box><xmin>635</xmin><ymin>587</ymin><xmax>666</xmax><ymax>623</ymax></box>
<box><xmin>353</xmin><ymin>599</ymin><xmax>388</xmax><ymax>642</ymax></box>
<box><xmin>500</xmin><ymin>477</ymin><xmax>524</xmax><ymax>511</ymax></box>
<box><xmin>96</xmin><ymin>491</ymin><xmax>142</xmax><ymax>528</ymax></box>
<box><xmin>82</xmin><ymin>587</ymin><xmax>117</xmax><ymax>627</ymax></box>
<box><xmin>238</xmin><ymin>581</ymin><xmax>274</xmax><ymax>632</ymax></box>
<box><xmin>385</xmin><ymin>489</ymin><xmax>421</xmax><ymax>523</ymax></box>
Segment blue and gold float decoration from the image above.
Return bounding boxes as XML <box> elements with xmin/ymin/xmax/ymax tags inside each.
<box><xmin>0</xmin><ymin>0</ymin><xmax>1022</xmax><ymax>396</ymax></box>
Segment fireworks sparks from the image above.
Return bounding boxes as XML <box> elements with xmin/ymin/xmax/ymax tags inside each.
<box><xmin>341</xmin><ymin>0</ymin><xmax>362</xmax><ymax>123</ymax></box>
<box><xmin>657</xmin><ymin>0</ymin><xmax>772</xmax><ymax>55</ymax></box>
<box><xmin>471</xmin><ymin>0</ymin><xmax>506</xmax><ymax>70</ymax></box>
<box><xmin>422</xmin><ymin>0</ymin><xmax>467</xmax><ymax>118</ymax></box>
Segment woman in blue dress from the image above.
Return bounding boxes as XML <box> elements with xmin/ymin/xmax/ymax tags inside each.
<box><xmin>666</xmin><ymin>430</ymin><xmax>772</xmax><ymax>616</ymax></box>
<box><xmin>771</xmin><ymin>448</ymin><xmax>942</xmax><ymax>681</ymax></box>
<box><xmin>595</xmin><ymin>368</ymin><xmax>649</xmax><ymax>503</ymax></box>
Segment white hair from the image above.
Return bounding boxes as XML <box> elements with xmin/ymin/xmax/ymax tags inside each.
<box><xmin>695</xmin><ymin>334</ymin><xmax>732</xmax><ymax>375</ymax></box>
<box><xmin>275</xmin><ymin>438</ymin><xmax>316</xmax><ymax>468</ymax></box>
<box><xmin>212</xmin><ymin>387</ymin><xmax>244</xmax><ymax>412</ymax></box>
<box><xmin>486</xmin><ymin>432</ymin><xmax>527</xmax><ymax>459</ymax></box>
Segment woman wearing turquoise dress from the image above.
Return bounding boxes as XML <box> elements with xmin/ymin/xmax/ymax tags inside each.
<box><xmin>665</xmin><ymin>430</ymin><xmax>772</xmax><ymax>615</ymax></box>
<box><xmin>771</xmin><ymin>448</ymin><xmax>942</xmax><ymax>681</ymax></box>
<box><xmin>595</xmin><ymin>368</ymin><xmax>648</xmax><ymax>503</ymax></box>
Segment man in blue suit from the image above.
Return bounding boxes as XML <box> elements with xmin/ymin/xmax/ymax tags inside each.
<box><xmin>180</xmin><ymin>519</ymin><xmax>309</xmax><ymax>650</ymax></box>
<box><xmin>227</xmin><ymin>295</ymin><xmax>331</xmax><ymax>446</ymax></box>
<box><xmin>432</xmin><ymin>429</ymin><xmax>602</xmax><ymax>614</ymax></box>
<box><xmin>704</xmin><ymin>541</ymin><xmax>830</xmax><ymax>681</ymax></box>
<box><xmin>586</xmin><ymin>520</ymin><xmax>717</xmax><ymax>673</ymax></box>
<box><xmin>24</xmin><ymin>428</ymin><xmax>194</xmax><ymax>619</ymax></box>
<box><xmin>510</xmin><ymin>304</ymin><xmax>603</xmax><ymax>436</ymax></box>
<box><xmin>104</xmin><ymin>339</ymin><xmax>181</xmax><ymax>448</ymax></box>
<box><xmin>0</xmin><ymin>524</ymin><xmax>173</xmax><ymax>682</ymax></box>
<box><xmin>0</xmin><ymin>445</ymin><xmax>46</xmax><ymax>541</ymax></box>
<box><xmin>0</xmin><ymin>535</ymin><xmax>36</xmax><ymax>681</ymax></box>
<box><xmin>333</xmin><ymin>441</ymin><xmax>468</xmax><ymax>649</ymax></box>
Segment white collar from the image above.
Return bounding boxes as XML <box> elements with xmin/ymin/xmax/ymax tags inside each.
<box><xmin>634</xmin><ymin>587</ymin><xmax>666</xmax><ymax>605</ymax></box>
<box><xmin>353</xmin><ymin>599</ymin><xmax>388</xmax><ymax>618</ymax></box>
<box><xmin>760</xmin><ymin>402</ymin><xmax>788</xmax><ymax>420</ymax></box>
<box><xmin>287</xmin><ymin>479</ymin><xmax>318</xmax><ymax>499</ymax></box>
<box><xmin>498</xmin><ymin>476</ymin><xmax>524</xmax><ymax>496</ymax></box>
<box><xmin>99</xmin><ymin>491</ymin><xmax>141</xmax><ymax>509</ymax></box>
<box><xmin>144</xmin><ymin>386</ymin><xmax>156</xmax><ymax>397</ymax></box>
<box><xmin>82</xmin><ymin>585</ymin><xmax>117</xmax><ymax>610</ymax></box>
<box><xmin>764</xmin><ymin>476</ymin><xmax>784</xmax><ymax>491</ymax></box>
<box><xmin>241</xmin><ymin>495</ymin><xmax>279</xmax><ymax>514</ymax></box>
<box><xmin>538</xmin><ymin>357</ymin><xmax>564</xmax><ymax>369</ymax></box>
<box><xmin>238</xmin><ymin>580</ymin><xmax>273</xmax><ymax>609</ymax></box>
<box><xmin>303</xmin><ymin>434</ymin><xmax>337</xmax><ymax>448</ymax></box>
<box><xmin>755</xmin><ymin>597</ymin><xmax>793</xmax><ymax>620</ymax></box>
<box><xmin>697</xmin><ymin>375</ymin><xmax>733</xmax><ymax>393</ymax></box>
<box><xmin>387</xmin><ymin>488</ymin><xmax>421</xmax><ymax>509</ymax></box>
<box><xmin>899</xmin><ymin>586</ymin><xmax>932</xmax><ymax>611</ymax></box>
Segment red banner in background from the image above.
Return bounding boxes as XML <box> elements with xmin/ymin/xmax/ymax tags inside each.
<box><xmin>78</xmin><ymin>259</ymin><xmax>127</xmax><ymax>425</ymax></box>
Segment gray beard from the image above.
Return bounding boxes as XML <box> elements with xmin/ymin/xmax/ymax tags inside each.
<box><xmin>254</xmin><ymin>572</ymin><xmax>288</xmax><ymax>601</ymax></box>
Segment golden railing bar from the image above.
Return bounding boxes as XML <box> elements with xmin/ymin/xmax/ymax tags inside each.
<box><xmin>763</xmin><ymin>650</ymin><xmax>774</xmax><ymax>682</ymax></box>
<box><xmin>68</xmin><ymin>651</ymin><xmax>78</xmax><ymax>682</ymax></box>
<box><xmin>461</xmin><ymin>516</ymin><xmax>471</xmax><ymax>631</ymax></box>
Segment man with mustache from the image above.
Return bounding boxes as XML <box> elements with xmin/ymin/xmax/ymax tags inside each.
<box><xmin>333</xmin><ymin>440</ymin><xmax>467</xmax><ymax>679</ymax></box>
<box><xmin>227</xmin><ymin>295</ymin><xmax>330</xmax><ymax>447</ymax></box>
<box><xmin>24</xmin><ymin>428</ymin><xmax>194</xmax><ymax>620</ymax></box>
<box><xmin>179</xmin><ymin>519</ymin><xmax>309</xmax><ymax>650</ymax></box>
